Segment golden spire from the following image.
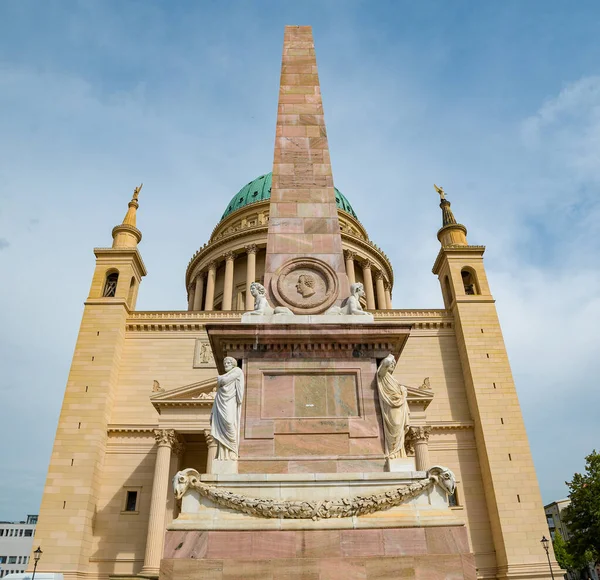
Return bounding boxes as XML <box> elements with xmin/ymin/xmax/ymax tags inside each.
<box><xmin>121</xmin><ymin>183</ymin><xmax>143</xmax><ymax>227</ymax></box>
<box><xmin>112</xmin><ymin>184</ymin><xmax>143</xmax><ymax>248</ymax></box>
<box><xmin>434</xmin><ymin>184</ymin><xmax>467</xmax><ymax>247</ymax></box>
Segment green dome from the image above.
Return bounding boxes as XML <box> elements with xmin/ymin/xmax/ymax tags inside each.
<box><xmin>221</xmin><ymin>172</ymin><xmax>357</xmax><ymax>221</ymax></box>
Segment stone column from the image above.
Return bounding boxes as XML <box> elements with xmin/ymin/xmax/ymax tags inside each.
<box><xmin>344</xmin><ymin>249</ymin><xmax>356</xmax><ymax>285</ymax></box>
<box><xmin>140</xmin><ymin>429</ymin><xmax>179</xmax><ymax>578</ymax></box>
<box><xmin>187</xmin><ymin>285</ymin><xmax>195</xmax><ymax>311</ymax></box>
<box><xmin>222</xmin><ymin>252</ymin><xmax>235</xmax><ymax>311</ymax></box>
<box><xmin>245</xmin><ymin>244</ymin><xmax>258</xmax><ymax>310</ymax></box>
<box><xmin>204</xmin><ymin>261</ymin><xmax>217</xmax><ymax>311</ymax></box>
<box><xmin>361</xmin><ymin>260</ymin><xmax>376</xmax><ymax>310</ymax></box>
<box><xmin>204</xmin><ymin>429</ymin><xmax>217</xmax><ymax>474</ymax></box>
<box><xmin>375</xmin><ymin>270</ymin><xmax>386</xmax><ymax>310</ymax></box>
<box><xmin>407</xmin><ymin>426</ymin><xmax>431</xmax><ymax>471</ymax></box>
<box><xmin>192</xmin><ymin>273</ymin><xmax>205</xmax><ymax>311</ymax></box>
<box><xmin>384</xmin><ymin>282</ymin><xmax>392</xmax><ymax>309</ymax></box>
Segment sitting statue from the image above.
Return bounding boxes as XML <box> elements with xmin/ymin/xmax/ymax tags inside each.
<box><xmin>246</xmin><ymin>282</ymin><xmax>294</xmax><ymax>316</ymax></box>
<box><xmin>326</xmin><ymin>282</ymin><xmax>371</xmax><ymax>315</ymax></box>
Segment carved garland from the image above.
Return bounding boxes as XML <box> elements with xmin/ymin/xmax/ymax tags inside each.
<box><xmin>173</xmin><ymin>466</ymin><xmax>455</xmax><ymax>521</ymax></box>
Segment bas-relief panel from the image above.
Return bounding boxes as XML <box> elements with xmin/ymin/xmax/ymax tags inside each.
<box><xmin>193</xmin><ymin>339</ymin><xmax>216</xmax><ymax>368</ymax></box>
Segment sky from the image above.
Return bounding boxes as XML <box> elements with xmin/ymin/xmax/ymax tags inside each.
<box><xmin>0</xmin><ymin>0</ymin><xmax>599</xmax><ymax>521</ymax></box>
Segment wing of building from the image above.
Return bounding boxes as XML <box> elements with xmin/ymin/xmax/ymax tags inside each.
<box><xmin>32</xmin><ymin>25</ymin><xmax>560</xmax><ymax>580</ymax></box>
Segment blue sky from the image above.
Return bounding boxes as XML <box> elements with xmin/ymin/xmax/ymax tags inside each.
<box><xmin>1</xmin><ymin>0</ymin><xmax>599</xmax><ymax>520</ymax></box>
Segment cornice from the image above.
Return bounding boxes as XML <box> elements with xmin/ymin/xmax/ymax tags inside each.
<box><xmin>93</xmin><ymin>246</ymin><xmax>148</xmax><ymax>277</ymax></box>
<box><xmin>429</xmin><ymin>422</ymin><xmax>474</xmax><ymax>431</ymax></box>
<box><xmin>432</xmin><ymin>245</ymin><xmax>486</xmax><ymax>275</ymax></box>
<box><xmin>107</xmin><ymin>425</ymin><xmax>157</xmax><ymax>434</ymax></box>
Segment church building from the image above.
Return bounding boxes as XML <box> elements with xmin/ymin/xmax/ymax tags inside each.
<box><xmin>32</xmin><ymin>26</ymin><xmax>560</xmax><ymax>580</ymax></box>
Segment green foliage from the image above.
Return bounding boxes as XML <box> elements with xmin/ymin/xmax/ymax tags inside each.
<box><xmin>552</xmin><ymin>531</ymin><xmax>574</xmax><ymax>571</ymax></box>
<box><xmin>564</xmin><ymin>450</ymin><xmax>600</xmax><ymax>566</ymax></box>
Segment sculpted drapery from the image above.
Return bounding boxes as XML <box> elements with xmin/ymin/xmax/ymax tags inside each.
<box><xmin>211</xmin><ymin>357</ymin><xmax>245</xmax><ymax>460</ymax></box>
<box><xmin>376</xmin><ymin>354</ymin><xmax>410</xmax><ymax>459</ymax></box>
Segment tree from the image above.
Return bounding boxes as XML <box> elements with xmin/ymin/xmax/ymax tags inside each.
<box><xmin>563</xmin><ymin>450</ymin><xmax>600</xmax><ymax>566</ymax></box>
<box><xmin>553</xmin><ymin>531</ymin><xmax>574</xmax><ymax>572</ymax></box>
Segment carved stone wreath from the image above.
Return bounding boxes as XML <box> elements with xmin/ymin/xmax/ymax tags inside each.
<box><xmin>270</xmin><ymin>257</ymin><xmax>339</xmax><ymax>315</ymax></box>
<box><xmin>173</xmin><ymin>466</ymin><xmax>455</xmax><ymax>521</ymax></box>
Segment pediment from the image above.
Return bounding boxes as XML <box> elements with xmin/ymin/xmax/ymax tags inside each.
<box><xmin>150</xmin><ymin>377</ymin><xmax>217</xmax><ymax>413</ymax></box>
<box><xmin>405</xmin><ymin>382</ymin><xmax>434</xmax><ymax>409</ymax></box>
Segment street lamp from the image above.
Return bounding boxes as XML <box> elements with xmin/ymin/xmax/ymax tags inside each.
<box><xmin>540</xmin><ymin>536</ymin><xmax>555</xmax><ymax>580</ymax></box>
<box><xmin>31</xmin><ymin>546</ymin><xmax>42</xmax><ymax>580</ymax></box>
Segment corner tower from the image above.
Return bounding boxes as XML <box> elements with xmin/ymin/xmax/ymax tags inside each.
<box><xmin>432</xmin><ymin>185</ymin><xmax>560</xmax><ymax>579</ymax></box>
<box><xmin>33</xmin><ymin>186</ymin><xmax>147</xmax><ymax>580</ymax></box>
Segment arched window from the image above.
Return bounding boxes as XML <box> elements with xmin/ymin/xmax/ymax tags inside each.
<box><xmin>443</xmin><ymin>275</ymin><xmax>454</xmax><ymax>308</ymax></box>
<box><xmin>461</xmin><ymin>268</ymin><xmax>480</xmax><ymax>295</ymax></box>
<box><xmin>103</xmin><ymin>271</ymin><xmax>119</xmax><ymax>297</ymax></box>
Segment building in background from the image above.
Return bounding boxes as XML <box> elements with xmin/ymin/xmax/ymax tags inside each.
<box><xmin>545</xmin><ymin>499</ymin><xmax>572</xmax><ymax>542</ymax></box>
<box><xmin>0</xmin><ymin>516</ymin><xmax>37</xmax><ymax>578</ymax></box>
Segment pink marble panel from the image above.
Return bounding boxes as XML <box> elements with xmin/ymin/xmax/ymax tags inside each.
<box><xmin>295</xmin><ymin>530</ymin><xmax>341</xmax><ymax>558</ymax></box>
<box><xmin>238</xmin><ymin>460</ymin><xmax>288</xmax><ymax>474</ymax></box>
<box><xmin>270</xmin><ymin>203</ymin><xmax>298</xmax><ymax>218</ymax></box>
<box><xmin>319</xmin><ymin>558</ymin><xmax>367</xmax><ymax>580</ymax></box>
<box><xmin>382</xmin><ymin>529</ymin><xmax>427</xmax><ymax>556</ymax></box>
<box><xmin>267</xmin><ymin>217</ymin><xmax>305</xmax><ymax>233</ymax></box>
<box><xmin>275</xmin><ymin>433</ymin><xmax>350</xmax><ymax>457</ymax></box>
<box><xmin>272</xmin><ymin>558</ymin><xmax>320</xmax><ymax>580</ymax></box>
<box><xmin>164</xmin><ymin>559</ymin><xmax>224</xmax><ymax>580</ymax></box>
<box><xmin>163</xmin><ymin>530</ymin><xmax>208</xmax><ymax>559</ymax></box>
<box><xmin>425</xmin><ymin>527</ymin><xmax>467</xmax><ymax>555</ymax></box>
<box><xmin>275</xmin><ymin>418</ymin><xmax>349</xmax><ymax>434</ymax></box>
<box><xmin>243</xmin><ymin>418</ymin><xmax>274</xmax><ymax>439</ymax></box>
<box><xmin>253</xmin><ymin>531</ymin><xmax>297</xmax><ymax>559</ymax></box>
<box><xmin>460</xmin><ymin>554</ymin><xmax>477</xmax><ymax>580</ymax></box>
<box><xmin>340</xmin><ymin>530</ymin><xmax>384</xmax><ymax>558</ymax></box>
<box><xmin>336</xmin><ymin>459</ymin><xmax>384</xmax><ymax>473</ymax></box>
<box><xmin>288</xmin><ymin>459</ymin><xmax>337</xmax><ymax>473</ymax></box>
<box><xmin>349</xmin><ymin>437</ymin><xmax>385</xmax><ymax>455</ymax></box>
<box><xmin>262</xmin><ymin>374</ymin><xmax>294</xmax><ymax>418</ymax></box>
<box><xmin>206</xmin><ymin>532</ymin><xmax>253</xmax><ymax>560</ymax></box>
<box><xmin>238</xmin><ymin>438</ymin><xmax>274</xmax><ymax>456</ymax></box>
<box><xmin>303</xmin><ymin>218</ymin><xmax>339</xmax><ymax>234</ymax></box>
<box><xmin>348</xmin><ymin>419</ymin><xmax>381</xmax><ymax>439</ymax></box>
<box><xmin>364</xmin><ymin>557</ymin><xmax>415</xmax><ymax>580</ymax></box>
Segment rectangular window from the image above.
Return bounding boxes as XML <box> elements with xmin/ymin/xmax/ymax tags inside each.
<box><xmin>0</xmin><ymin>556</ymin><xmax>6</xmax><ymax>563</ymax></box>
<box><xmin>8</xmin><ymin>556</ymin><xmax>17</xmax><ymax>564</ymax></box>
<box><xmin>17</xmin><ymin>557</ymin><xmax>22</xmax><ymax>564</ymax></box>
<box><xmin>18</xmin><ymin>530</ymin><xmax>23</xmax><ymax>537</ymax></box>
<box><xmin>0</xmin><ymin>530</ymin><xmax>3</xmax><ymax>536</ymax></box>
<box><xmin>24</xmin><ymin>530</ymin><xmax>33</xmax><ymax>537</ymax></box>
<box><xmin>125</xmin><ymin>491</ymin><xmax>138</xmax><ymax>512</ymax></box>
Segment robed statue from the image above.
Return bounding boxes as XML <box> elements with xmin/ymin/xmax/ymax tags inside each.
<box><xmin>211</xmin><ymin>357</ymin><xmax>245</xmax><ymax>460</ymax></box>
<box><xmin>376</xmin><ymin>354</ymin><xmax>410</xmax><ymax>459</ymax></box>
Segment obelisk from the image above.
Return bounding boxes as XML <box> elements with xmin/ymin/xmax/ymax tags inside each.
<box><xmin>264</xmin><ymin>25</ymin><xmax>349</xmax><ymax>313</ymax></box>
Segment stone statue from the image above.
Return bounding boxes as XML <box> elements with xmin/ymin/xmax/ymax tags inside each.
<box><xmin>376</xmin><ymin>354</ymin><xmax>410</xmax><ymax>459</ymax></box>
<box><xmin>326</xmin><ymin>282</ymin><xmax>371</xmax><ymax>315</ymax></box>
<box><xmin>245</xmin><ymin>282</ymin><xmax>293</xmax><ymax>315</ymax></box>
<box><xmin>295</xmin><ymin>274</ymin><xmax>316</xmax><ymax>298</ymax></box>
<box><xmin>210</xmin><ymin>357</ymin><xmax>245</xmax><ymax>461</ymax></box>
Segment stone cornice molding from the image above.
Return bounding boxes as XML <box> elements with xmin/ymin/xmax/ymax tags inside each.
<box><xmin>94</xmin><ymin>246</ymin><xmax>148</xmax><ymax>277</ymax></box>
<box><xmin>107</xmin><ymin>424</ymin><xmax>157</xmax><ymax>435</ymax></box>
<box><xmin>431</xmin><ymin>244</ymin><xmax>487</xmax><ymax>275</ymax></box>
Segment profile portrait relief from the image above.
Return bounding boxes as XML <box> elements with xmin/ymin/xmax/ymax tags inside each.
<box><xmin>295</xmin><ymin>274</ymin><xmax>316</xmax><ymax>298</ymax></box>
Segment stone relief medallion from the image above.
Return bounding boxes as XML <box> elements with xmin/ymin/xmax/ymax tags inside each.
<box><xmin>271</xmin><ymin>257</ymin><xmax>339</xmax><ymax>314</ymax></box>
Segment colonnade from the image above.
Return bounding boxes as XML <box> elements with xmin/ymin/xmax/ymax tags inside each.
<box><xmin>187</xmin><ymin>246</ymin><xmax>392</xmax><ymax>312</ymax></box>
